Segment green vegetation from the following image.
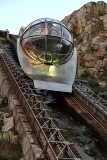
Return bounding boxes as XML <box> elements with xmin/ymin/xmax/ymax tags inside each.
<box><xmin>85</xmin><ymin>66</ymin><xmax>95</xmax><ymax>68</ymax></box>
<box><xmin>88</xmin><ymin>79</ymin><xmax>99</xmax><ymax>88</ymax></box>
<box><xmin>97</xmin><ymin>56</ymin><xmax>105</xmax><ymax>60</ymax></box>
<box><xmin>93</xmin><ymin>86</ymin><xmax>107</xmax><ymax>94</ymax></box>
<box><xmin>86</xmin><ymin>79</ymin><xmax>107</xmax><ymax>95</ymax></box>
<box><xmin>0</xmin><ymin>140</ymin><xmax>23</xmax><ymax>160</ymax></box>
<box><xmin>98</xmin><ymin>66</ymin><xmax>107</xmax><ymax>78</ymax></box>
<box><xmin>78</xmin><ymin>78</ymin><xmax>107</xmax><ymax>99</ymax></box>
<box><xmin>0</xmin><ymin>107</ymin><xmax>10</xmax><ymax>113</ymax></box>
<box><xmin>81</xmin><ymin>71</ymin><xmax>91</xmax><ymax>79</ymax></box>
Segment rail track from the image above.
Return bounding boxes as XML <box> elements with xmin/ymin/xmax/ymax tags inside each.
<box><xmin>72</xmin><ymin>82</ymin><xmax>107</xmax><ymax>140</ymax></box>
<box><xmin>0</xmin><ymin>31</ymin><xmax>107</xmax><ymax>158</ymax></box>
<box><xmin>64</xmin><ymin>95</ymin><xmax>107</xmax><ymax>142</ymax></box>
<box><xmin>73</xmin><ymin>82</ymin><xmax>107</xmax><ymax>122</ymax></box>
<box><xmin>0</xmin><ymin>38</ymin><xmax>81</xmax><ymax>159</ymax></box>
<box><xmin>63</xmin><ymin>79</ymin><xmax>107</xmax><ymax>143</ymax></box>
<box><xmin>73</xmin><ymin>96</ymin><xmax>107</xmax><ymax>131</ymax></box>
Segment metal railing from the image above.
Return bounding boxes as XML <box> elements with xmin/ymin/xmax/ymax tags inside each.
<box><xmin>0</xmin><ymin>41</ymin><xmax>80</xmax><ymax>160</ymax></box>
<box><xmin>73</xmin><ymin>80</ymin><xmax>107</xmax><ymax>120</ymax></box>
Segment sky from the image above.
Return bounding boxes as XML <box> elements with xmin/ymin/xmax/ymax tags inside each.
<box><xmin>0</xmin><ymin>0</ymin><xmax>106</xmax><ymax>35</ymax></box>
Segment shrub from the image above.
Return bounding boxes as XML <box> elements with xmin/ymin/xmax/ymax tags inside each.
<box><xmin>88</xmin><ymin>79</ymin><xmax>99</xmax><ymax>88</ymax></box>
<box><xmin>97</xmin><ymin>56</ymin><xmax>105</xmax><ymax>60</ymax></box>
<box><xmin>81</xmin><ymin>71</ymin><xmax>91</xmax><ymax>78</ymax></box>
<box><xmin>93</xmin><ymin>86</ymin><xmax>107</xmax><ymax>94</ymax></box>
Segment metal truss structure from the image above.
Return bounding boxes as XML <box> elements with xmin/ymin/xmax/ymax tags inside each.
<box><xmin>0</xmin><ymin>41</ymin><xmax>80</xmax><ymax>160</ymax></box>
<box><xmin>73</xmin><ymin>81</ymin><xmax>107</xmax><ymax>123</ymax></box>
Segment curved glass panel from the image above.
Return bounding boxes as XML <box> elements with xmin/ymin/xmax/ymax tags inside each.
<box><xmin>60</xmin><ymin>39</ymin><xmax>71</xmax><ymax>55</ymax></box>
<box><xmin>62</xmin><ymin>26</ymin><xmax>71</xmax><ymax>41</ymax></box>
<box><xmin>30</xmin><ymin>23</ymin><xmax>45</xmax><ymax>36</ymax></box>
<box><xmin>23</xmin><ymin>30</ymin><xmax>29</xmax><ymax>39</ymax></box>
<box><xmin>21</xmin><ymin>18</ymin><xmax>74</xmax><ymax>65</ymax></box>
<box><xmin>47</xmin><ymin>22</ymin><xmax>61</xmax><ymax>37</ymax></box>
<box><xmin>31</xmin><ymin>19</ymin><xmax>43</xmax><ymax>26</ymax></box>
<box><xmin>46</xmin><ymin>37</ymin><xmax>61</xmax><ymax>64</ymax></box>
<box><xmin>23</xmin><ymin>24</ymin><xmax>31</xmax><ymax>34</ymax></box>
<box><xmin>46</xmin><ymin>18</ymin><xmax>60</xmax><ymax>23</ymax></box>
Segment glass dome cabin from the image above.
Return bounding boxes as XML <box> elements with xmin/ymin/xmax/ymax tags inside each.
<box><xmin>17</xmin><ymin>18</ymin><xmax>77</xmax><ymax>92</ymax></box>
<box><xmin>20</xmin><ymin>18</ymin><xmax>74</xmax><ymax>65</ymax></box>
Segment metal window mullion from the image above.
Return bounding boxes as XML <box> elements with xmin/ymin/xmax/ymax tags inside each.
<box><xmin>45</xmin><ymin>19</ymin><xmax>47</xmax><ymax>56</ymax></box>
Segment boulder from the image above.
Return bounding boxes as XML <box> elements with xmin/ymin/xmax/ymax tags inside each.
<box><xmin>2</xmin><ymin>130</ymin><xmax>19</xmax><ymax>143</ymax></box>
<box><xmin>99</xmin><ymin>81</ymin><xmax>107</xmax><ymax>87</ymax></box>
<box><xmin>2</xmin><ymin>116</ymin><xmax>14</xmax><ymax>132</ymax></box>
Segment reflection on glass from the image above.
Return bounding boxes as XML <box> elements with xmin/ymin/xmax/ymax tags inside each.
<box><xmin>47</xmin><ymin>22</ymin><xmax>61</xmax><ymax>37</ymax></box>
<box><xmin>23</xmin><ymin>30</ymin><xmax>29</xmax><ymax>39</ymax></box>
<box><xmin>21</xmin><ymin>18</ymin><xmax>74</xmax><ymax>65</ymax></box>
<box><xmin>62</xmin><ymin>26</ymin><xmax>71</xmax><ymax>41</ymax></box>
<box><xmin>60</xmin><ymin>39</ymin><xmax>71</xmax><ymax>55</ymax></box>
<box><xmin>30</xmin><ymin>23</ymin><xmax>45</xmax><ymax>36</ymax></box>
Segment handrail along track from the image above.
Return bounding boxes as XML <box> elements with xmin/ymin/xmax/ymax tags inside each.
<box><xmin>73</xmin><ymin>82</ymin><xmax>107</xmax><ymax>124</ymax></box>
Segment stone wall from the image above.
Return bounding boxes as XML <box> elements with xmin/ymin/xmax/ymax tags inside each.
<box><xmin>0</xmin><ymin>66</ymin><xmax>44</xmax><ymax>160</ymax></box>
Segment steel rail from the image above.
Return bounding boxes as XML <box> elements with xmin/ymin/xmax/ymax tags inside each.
<box><xmin>73</xmin><ymin>84</ymin><xmax>107</xmax><ymax>124</ymax></box>
<box><xmin>72</xmin><ymin>96</ymin><xmax>107</xmax><ymax>132</ymax></box>
<box><xmin>0</xmin><ymin>41</ymin><xmax>80</xmax><ymax>160</ymax></box>
<box><xmin>73</xmin><ymin>82</ymin><xmax>107</xmax><ymax>113</ymax></box>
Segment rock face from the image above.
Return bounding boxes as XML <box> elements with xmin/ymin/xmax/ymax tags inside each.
<box><xmin>62</xmin><ymin>1</ymin><xmax>107</xmax><ymax>81</ymax></box>
<box><xmin>2</xmin><ymin>116</ymin><xmax>14</xmax><ymax>132</ymax></box>
<box><xmin>1</xmin><ymin>114</ymin><xmax>19</xmax><ymax>143</ymax></box>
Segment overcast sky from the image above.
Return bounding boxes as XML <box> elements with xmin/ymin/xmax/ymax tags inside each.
<box><xmin>0</xmin><ymin>0</ymin><xmax>106</xmax><ymax>34</ymax></box>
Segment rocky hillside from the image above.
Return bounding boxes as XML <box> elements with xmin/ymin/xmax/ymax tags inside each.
<box><xmin>62</xmin><ymin>1</ymin><xmax>107</xmax><ymax>97</ymax></box>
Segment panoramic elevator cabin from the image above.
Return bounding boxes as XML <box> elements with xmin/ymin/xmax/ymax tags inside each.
<box><xmin>17</xmin><ymin>18</ymin><xmax>77</xmax><ymax>92</ymax></box>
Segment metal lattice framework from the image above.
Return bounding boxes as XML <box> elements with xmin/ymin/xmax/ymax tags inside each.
<box><xmin>0</xmin><ymin>42</ymin><xmax>80</xmax><ymax>160</ymax></box>
<box><xmin>73</xmin><ymin>81</ymin><xmax>107</xmax><ymax>122</ymax></box>
<box><xmin>74</xmin><ymin>81</ymin><xmax>107</xmax><ymax>107</ymax></box>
